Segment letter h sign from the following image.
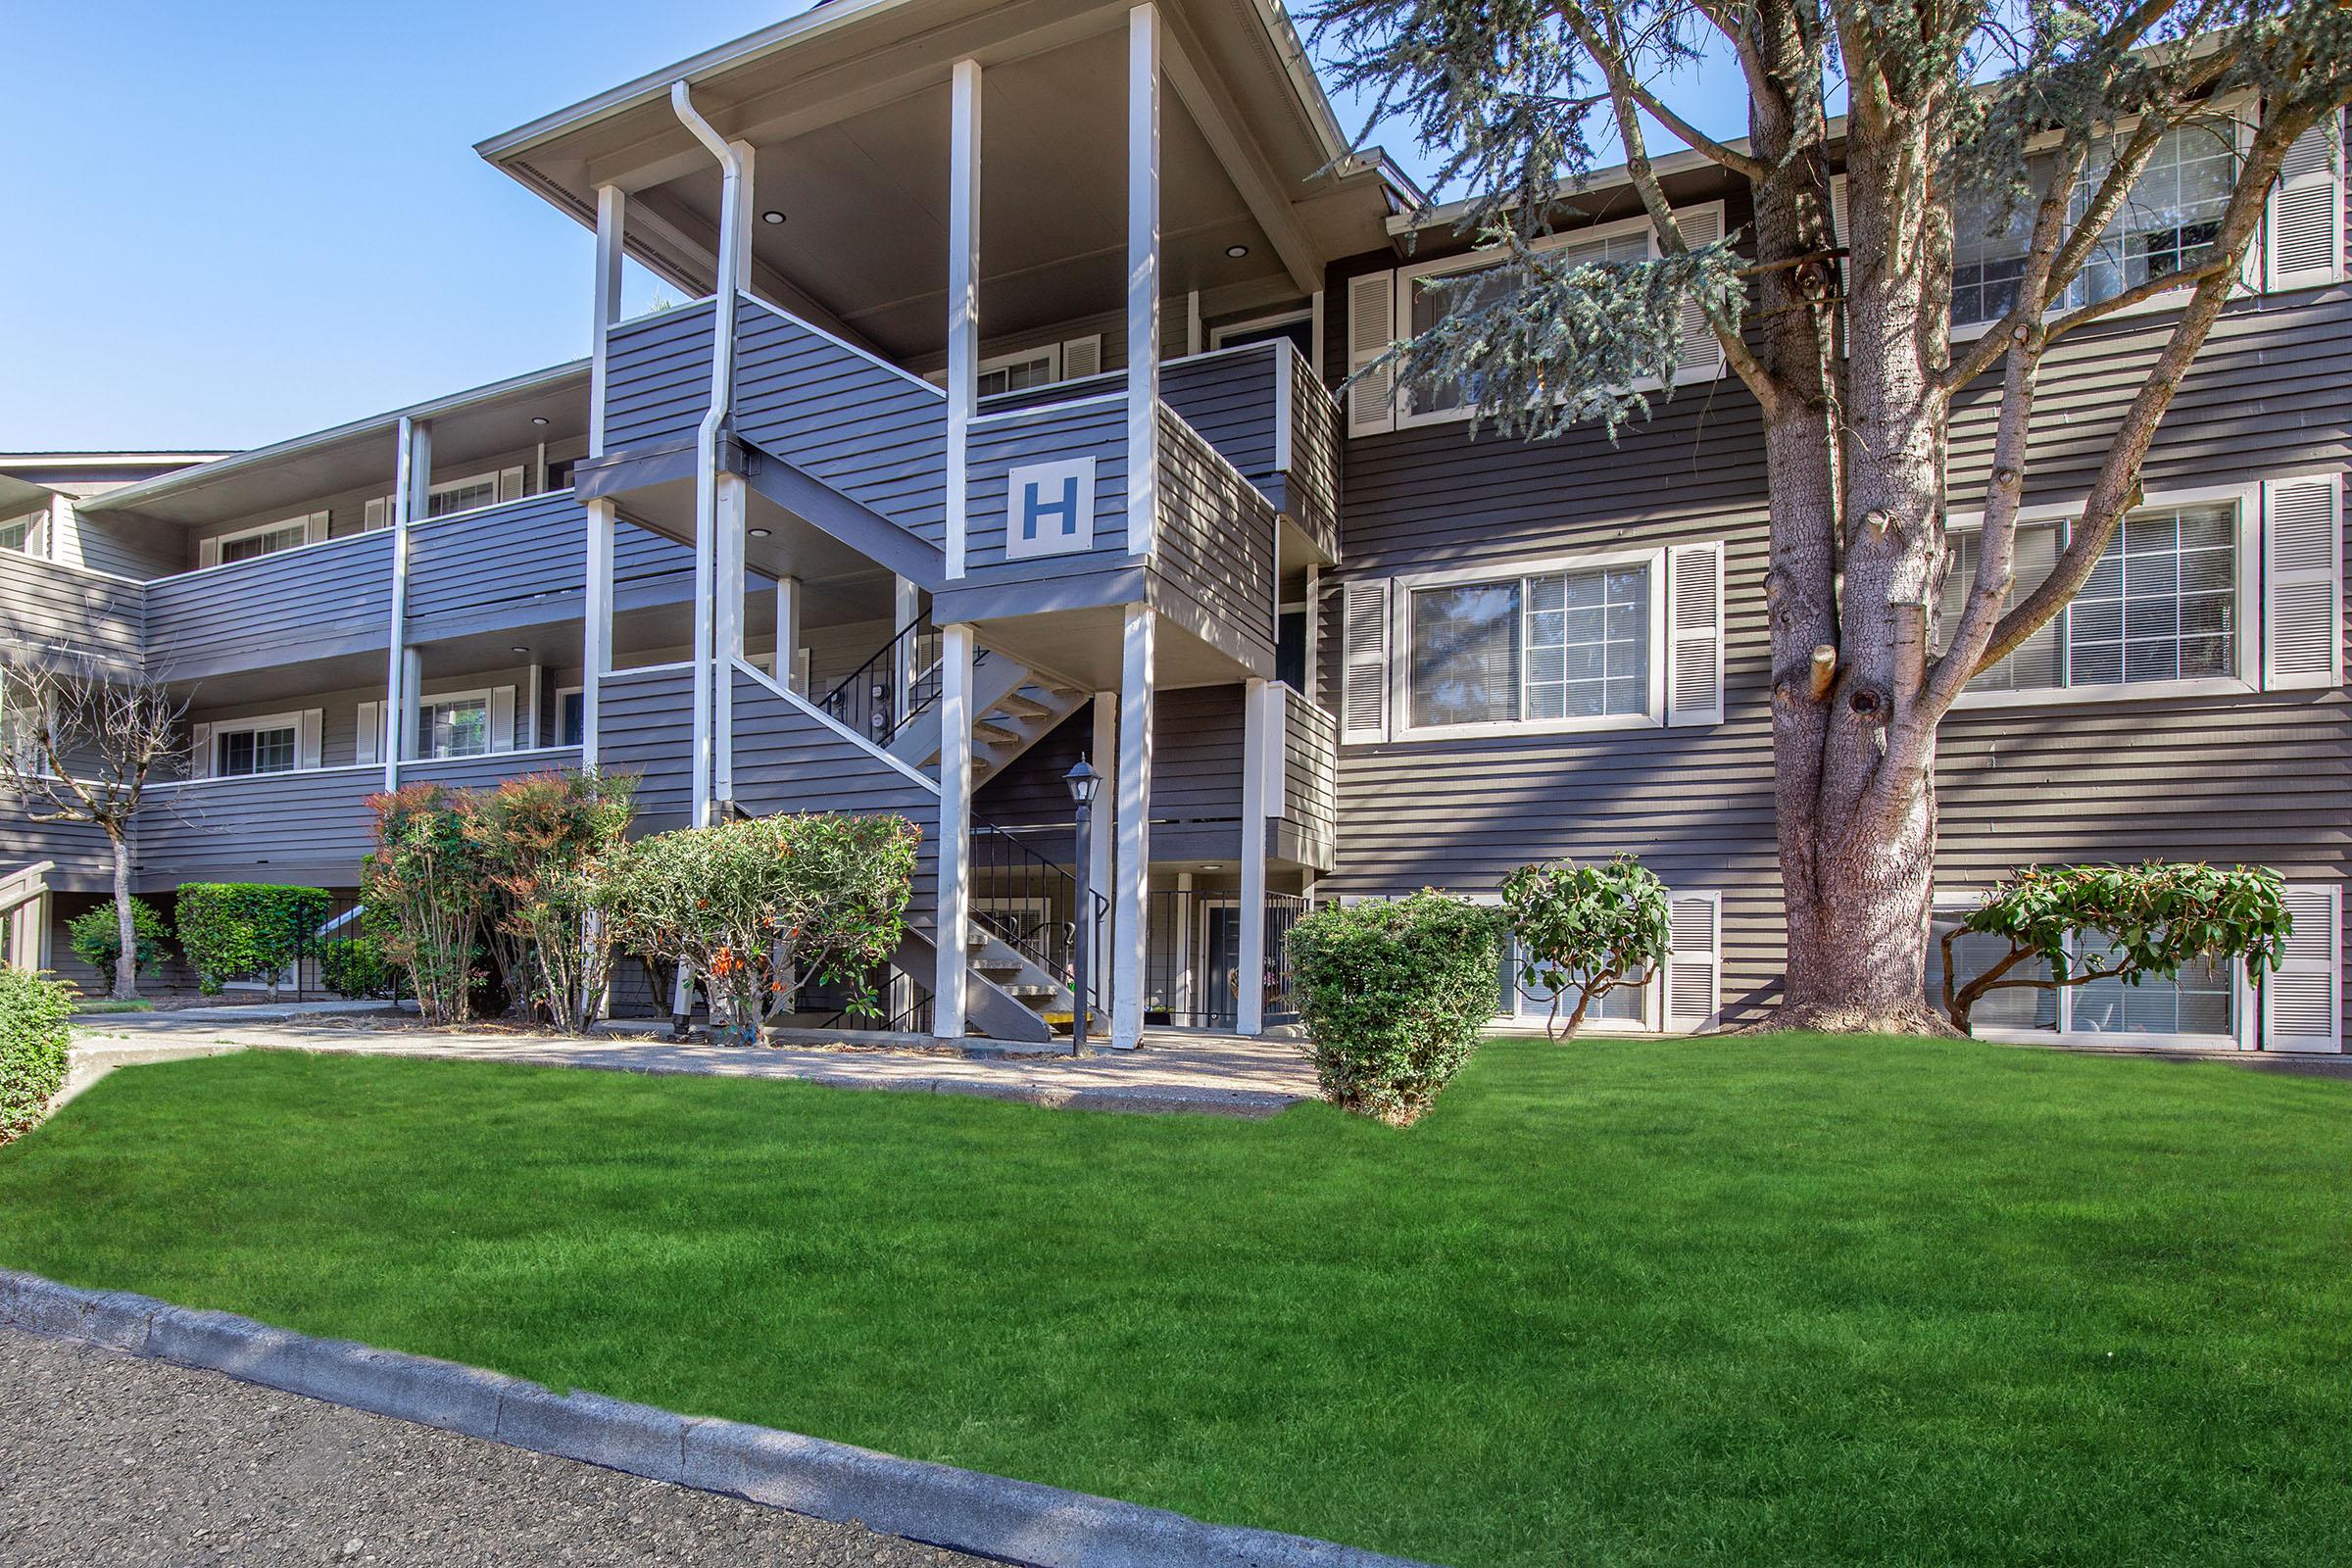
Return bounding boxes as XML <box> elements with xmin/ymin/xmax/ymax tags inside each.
<box><xmin>1003</xmin><ymin>457</ymin><xmax>1096</xmax><ymax>561</ymax></box>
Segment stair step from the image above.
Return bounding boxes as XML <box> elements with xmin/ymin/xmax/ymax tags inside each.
<box><xmin>993</xmin><ymin>692</ymin><xmax>1054</xmax><ymax>719</ymax></box>
<box><xmin>973</xmin><ymin>720</ymin><xmax>1023</xmax><ymax>747</ymax></box>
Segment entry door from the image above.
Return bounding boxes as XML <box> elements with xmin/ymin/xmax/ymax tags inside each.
<box><xmin>1201</xmin><ymin>903</ymin><xmax>1240</xmax><ymax>1030</ymax></box>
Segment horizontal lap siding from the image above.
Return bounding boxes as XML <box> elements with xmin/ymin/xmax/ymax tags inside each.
<box><xmin>1325</xmin><ymin>244</ymin><xmax>2352</xmax><ymax>1026</ymax></box>
<box><xmin>1286</xmin><ymin>348</ymin><xmax>1342</xmax><ymax>552</ymax></box>
<box><xmin>964</xmin><ymin>404</ymin><xmax>1130</xmax><ymax>570</ymax></box>
<box><xmin>1152</xmin><ymin>408</ymin><xmax>1276</xmax><ymax>669</ymax></box>
<box><xmin>0</xmin><ymin>556</ymin><xmax>144</xmax><ymax>670</ymax></box>
<box><xmin>602</xmin><ymin>306</ymin><xmax>719</xmax><ymax>452</ymax></box>
<box><xmin>1164</xmin><ymin>348</ymin><xmax>1279</xmax><ymax>495</ymax></box>
<box><xmin>134</xmin><ymin>770</ymin><xmax>386</xmax><ymax>889</ymax></box>
<box><xmin>731</xmin><ymin>301</ymin><xmax>950</xmax><ymax>550</ymax></box>
<box><xmin>1280</xmin><ymin>692</ymin><xmax>1339</xmax><ymax>866</ymax></box>
<box><xmin>596</xmin><ymin>666</ymin><xmax>694</xmax><ymax>833</ymax></box>
<box><xmin>0</xmin><ymin>796</ymin><xmax>116</xmax><ymax>890</ymax></box>
<box><xmin>730</xmin><ymin>670</ymin><xmax>940</xmax><ymax>917</ymax></box>
<box><xmin>1154</xmin><ymin>687</ymin><xmax>1247</xmax><ymax>831</ymax></box>
<box><xmin>405</xmin><ymin>495</ymin><xmax>588</xmax><ymax>625</ymax></box>
<box><xmin>402</xmin><ymin>749</ymin><xmax>584</xmax><ymax>794</ymax></box>
<box><xmin>145</xmin><ymin>532</ymin><xmax>395</xmax><ymax>672</ymax></box>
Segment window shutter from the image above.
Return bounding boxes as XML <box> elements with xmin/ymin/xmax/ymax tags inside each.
<box><xmin>188</xmin><ymin>723</ymin><xmax>213</xmax><ymax>780</ymax></box>
<box><xmin>298</xmin><ymin>710</ymin><xmax>324</xmax><ymax>769</ymax></box>
<box><xmin>303</xmin><ymin>511</ymin><xmax>330</xmax><ymax>546</ymax></box>
<box><xmin>2264</xmin><ymin>114</ymin><xmax>2343</xmax><ymax>293</ymax></box>
<box><xmin>1829</xmin><ymin>173</ymin><xmax>1850</xmax><ymax>299</ymax></box>
<box><xmin>1346</xmin><ymin>269</ymin><xmax>1396</xmax><ymax>437</ymax></box>
<box><xmin>490</xmin><ymin>687</ymin><xmax>516</xmax><ymax>752</ymax></box>
<box><xmin>1671</xmin><ymin>205</ymin><xmax>1728</xmax><ymax>384</ymax></box>
<box><xmin>1666</xmin><ymin>541</ymin><xmax>1726</xmax><ymax>726</ymax></box>
<box><xmin>2264</xmin><ymin>884</ymin><xmax>2341</xmax><ymax>1053</ymax></box>
<box><xmin>2262</xmin><ymin>475</ymin><xmax>2341</xmax><ymax>689</ymax></box>
<box><xmin>498</xmin><ymin>466</ymin><xmax>526</xmax><ymax>504</ymax></box>
<box><xmin>364</xmin><ymin>496</ymin><xmax>391</xmax><ymax>531</ymax></box>
<box><xmin>1341</xmin><ymin>578</ymin><xmax>1391</xmax><ymax>743</ymax></box>
<box><xmin>1664</xmin><ymin>892</ymin><xmax>1721</xmax><ymax>1033</ymax></box>
<box><xmin>1061</xmin><ymin>335</ymin><xmax>1103</xmax><ymax>379</ymax></box>
<box><xmin>198</xmin><ymin>536</ymin><xmax>220</xmax><ymax>570</ymax></box>
<box><xmin>355</xmin><ymin>702</ymin><xmax>380</xmax><ymax>767</ymax></box>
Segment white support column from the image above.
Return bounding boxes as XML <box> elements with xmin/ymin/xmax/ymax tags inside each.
<box><xmin>945</xmin><ymin>58</ymin><xmax>982</xmax><ymax>581</ymax></box>
<box><xmin>713</xmin><ymin>469</ymin><xmax>747</xmax><ymax>804</ymax></box>
<box><xmin>775</xmin><ymin>575</ymin><xmax>803</xmax><ymax>692</ymax></box>
<box><xmin>583</xmin><ymin>499</ymin><xmax>614</xmax><ymax>766</ymax></box>
<box><xmin>1111</xmin><ymin>603</ymin><xmax>1155</xmax><ymax>1050</ymax></box>
<box><xmin>589</xmin><ymin>185</ymin><xmax>626</xmax><ymax>457</ymax></box>
<box><xmin>524</xmin><ymin>663</ymin><xmax>543</xmax><ymax>750</ymax></box>
<box><xmin>400</xmin><ymin>648</ymin><xmax>422</xmax><ymax>764</ymax></box>
<box><xmin>1126</xmin><ymin>3</ymin><xmax>1162</xmax><ymax>562</ymax></box>
<box><xmin>1185</xmin><ymin>290</ymin><xmax>1201</xmax><ymax>356</ymax></box>
<box><xmin>893</xmin><ymin>575</ymin><xmax>921</xmax><ymax>711</ymax></box>
<box><xmin>385</xmin><ymin>416</ymin><xmax>430</xmax><ymax>788</ymax></box>
<box><xmin>1236</xmin><ymin>677</ymin><xmax>1270</xmax><ymax>1036</ymax></box>
<box><xmin>1173</xmin><ymin>870</ymin><xmax>1195</xmax><ymax>1022</ymax></box>
<box><xmin>933</xmin><ymin>621</ymin><xmax>976</xmax><ymax>1038</ymax></box>
<box><xmin>1090</xmin><ymin>691</ymin><xmax>1117</xmax><ymax>1005</ymax></box>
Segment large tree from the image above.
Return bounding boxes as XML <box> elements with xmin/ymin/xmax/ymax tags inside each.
<box><xmin>1312</xmin><ymin>0</ymin><xmax>2352</xmax><ymax>1028</ymax></box>
<box><xmin>0</xmin><ymin>659</ymin><xmax>187</xmax><ymax>1001</ymax></box>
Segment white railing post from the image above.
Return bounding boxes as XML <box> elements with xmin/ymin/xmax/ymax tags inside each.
<box><xmin>584</xmin><ymin>183</ymin><xmax>625</xmax><ymax>770</ymax></box>
<box><xmin>385</xmin><ymin>416</ymin><xmax>430</xmax><ymax>787</ymax></box>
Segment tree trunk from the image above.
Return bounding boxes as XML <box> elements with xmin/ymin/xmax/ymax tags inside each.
<box><xmin>108</xmin><ymin>830</ymin><xmax>140</xmax><ymax>1002</ymax></box>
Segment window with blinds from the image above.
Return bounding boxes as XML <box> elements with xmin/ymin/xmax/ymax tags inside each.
<box><xmin>1406</xmin><ymin>563</ymin><xmax>1650</xmax><ymax>732</ymax></box>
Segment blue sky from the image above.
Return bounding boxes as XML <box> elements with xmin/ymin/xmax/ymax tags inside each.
<box><xmin>0</xmin><ymin>2</ymin><xmax>1738</xmax><ymax>454</ymax></box>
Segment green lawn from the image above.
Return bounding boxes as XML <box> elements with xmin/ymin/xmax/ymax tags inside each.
<box><xmin>2</xmin><ymin>1039</ymin><xmax>2347</xmax><ymax>1567</ymax></box>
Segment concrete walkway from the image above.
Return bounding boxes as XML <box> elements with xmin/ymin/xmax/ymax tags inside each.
<box><xmin>65</xmin><ymin>1011</ymin><xmax>1320</xmax><ymax>1117</ymax></box>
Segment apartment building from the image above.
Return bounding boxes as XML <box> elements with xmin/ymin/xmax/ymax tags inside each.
<box><xmin>2</xmin><ymin>0</ymin><xmax>2342</xmax><ymax>1053</ymax></box>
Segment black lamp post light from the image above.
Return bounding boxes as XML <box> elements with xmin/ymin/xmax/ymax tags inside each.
<box><xmin>1065</xmin><ymin>756</ymin><xmax>1101</xmax><ymax>1051</ymax></box>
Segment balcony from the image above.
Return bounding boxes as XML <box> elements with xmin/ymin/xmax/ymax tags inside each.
<box><xmin>145</xmin><ymin>530</ymin><xmax>396</xmax><ymax>680</ymax></box>
<box><xmin>0</xmin><ymin>550</ymin><xmax>146</xmax><ymax>674</ymax></box>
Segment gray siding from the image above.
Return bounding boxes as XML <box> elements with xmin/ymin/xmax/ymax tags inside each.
<box><xmin>146</xmin><ymin>530</ymin><xmax>395</xmax><ymax>678</ymax></box>
<box><xmin>1285</xmin><ymin>344</ymin><xmax>1342</xmax><ymax>556</ymax></box>
<box><xmin>134</xmin><ymin>767</ymin><xmax>385</xmax><ymax>890</ymax></box>
<box><xmin>962</xmin><ymin>399</ymin><xmax>1131</xmax><ymax>598</ymax></box>
<box><xmin>595</xmin><ymin>664</ymin><xmax>695</xmax><ymax>833</ymax></box>
<box><xmin>1321</xmin><ymin>245</ymin><xmax>2352</xmax><ymax>1032</ymax></box>
<box><xmin>1152</xmin><ymin>406</ymin><xmax>1277</xmax><ymax>674</ymax></box>
<box><xmin>1277</xmin><ymin>687</ymin><xmax>1338</xmax><ymax>871</ymax></box>
<box><xmin>0</xmin><ymin>554</ymin><xmax>144</xmax><ymax>672</ymax></box>
<box><xmin>403</xmin><ymin>748</ymin><xmax>582</xmax><ymax>794</ymax></box>
<box><xmin>1165</xmin><ymin>347</ymin><xmax>1279</xmax><ymax>495</ymax></box>
<box><xmin>405</xmin><ymin>495</ymin><xmax>695</xmax><ymax>640</ymax></box>
<box><xmin>0</xmin><ymin>794</ymin><xmax>117</xmax><ymax>891</ymax></box>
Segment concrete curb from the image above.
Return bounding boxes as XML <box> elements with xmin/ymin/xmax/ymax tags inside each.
<box><xmin>0</xmin><ymin>1268</ymin><xmax>1432</xmax><ymax>1568</ymax></box>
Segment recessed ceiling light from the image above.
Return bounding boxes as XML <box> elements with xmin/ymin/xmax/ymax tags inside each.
<box><xmin>510</xmin><ymin>646</ymin><xmax>529</xmax><ymax>655</ymax></box>
<box><xmin>1225</xmin><ymin>244</ymin><xmax>1250</xmax><ymax>258</ymax></box>
<box><xmin>530</xmin><ymin>416</ymin><xmax>549</xmax><ymax>426</ymax></box>
<box><xmin>761</xmin><ymin>211</ymin><xmax>786</xmax><ymax>224</ymax></box>
<box><xmin>749</xmin><ymin>527</ymin><xmax>772</xmax><ymax>538</ymax></box>
<box><xmin>1200</xmin><ymin>862</ymin><xmax>1223</xmax><ymax>870</ymax></box>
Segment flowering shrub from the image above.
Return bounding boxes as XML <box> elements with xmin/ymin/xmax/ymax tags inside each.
<box><xmin>174</xmin><ymin>884</ymin><xmax>330</xmax><ymax>997</ymax></box>
<box><xmin>461</xmin><ymin>770</ymin><xmax>636</xmax><ymax>1032</ymax></box>
<box><xmin>1500</xmin><ymin>856</ymin><xmax>1672</xmax><ymax>1039</ymax></box>
<box><xmin>1288</xmin><ymin>892</ymin><xmax>1504</xmax><ymax>1125</ymax></box>
<box><xmin>1943</xmin><ymin>862</ymin><xmax>2292</xmax><ymax>1034</ymax></box>
<box><xmin>600</xmin><ymin>812</ymin><xmax>919</xmax><ymax>1044</ymax></box>
<box><xmin>362</xmin><ymin>784</ymin><xmax>487</xmax><ymax>1023</ymax></box>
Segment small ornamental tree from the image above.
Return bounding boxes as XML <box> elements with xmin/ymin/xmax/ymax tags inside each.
<box><xmin>362</xmin><ymin>783</ymin><xmax>488</xmax><ymax>1023</ymax></box>
<box><xmin>460</xmin><ymin>770</ymin><xmax>637</xmax><ymax>1032</ymax></box>
<box><xmin>67</xmin><ymin>897</ymin><xmax>172</xmax><ymax>985</ymax></box>
<box><xmin>600</xmin><ymin>812</ymin><xmax>920</xmax><ymax>1044</ymax></box>
<box><xmin>1501</xmin><ymin>856</ymin><xmax>1672</xmax><ymax>1040</ymax></box>
<box><xmin>1941</xmin><ymin>863</ymin><xmax>2291</xmax><ymax>1034</ymax></box>
<box><xmin>173</xmin><ymin>884</ymin><xmax>331</xmax><ymax>997</ymax></box>
<box><xmin>1288</xmin><ymin>891</ymin><xmax>1505</xmax><ymax>1125</ymax></box>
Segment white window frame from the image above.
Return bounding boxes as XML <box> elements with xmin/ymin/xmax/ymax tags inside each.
<box><xmin>1209</xmin><ymin>307</ymin><xmax>1312</xmax><ymax>352</ymax></box>
<box><xmin>209</xmin><ymin>711</ymin><xmax>309</xmax><ymax>778</ymax></box>
<box><xmin>555</xmin><ymin>686</ymin><xmax>584</xmax><ymax>748</ymax></box>
<box><xmin>930</xmin><ymin>344</ymin><xmax>1066</xmax><ymax>397</ymax></box>
<box><xmin>1390</xmin><ymin>546</ymin><xmax>1669</xmax><ymax>741</ymax></box>
<box><xmin>1944</xmin><ymin>102</ymin><xmax>2258</xmax><ymax>345</ymax></box>
<box><xmin>211</xmin><ymin>513</ymin><xmax>323</xmax><ymax>566</ymax></box>
<box><xmin>1942</xmin><ymin>481</ymin><xmax>2261</xmax><ymax>710</ymax></box>
<box><xmin>1497</xmin><ymin>928</ymin><xmax>1661</xmax><ymax>1033</ymax></box>
<box><xmin>0</xmin><ymin>511</ymin><xmax>46</xmax><ymax>557</ymax></box>
<box><xmin>1933</xmin><ymin>890</ymin><xmax>2255</xmax><ymax>1050</ymax></box>
<box><xmin>416</xmin><ymin>687</ymin><xmax>499</xmax><ymax>760</ymax></box>
<box><xmin>1392</xmin><ymin>204</ymin><xmax>1728</xmax><ymax>430</ymax></box>
<box><xmin>422</xmin><ymin>469</ymin><xmax>509</xmax><ymax>521</ymax></box>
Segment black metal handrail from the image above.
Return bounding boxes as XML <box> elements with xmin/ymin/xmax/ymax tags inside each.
<box><xmin>817</xmin><ymin>619</ymin><xmax>956</xmax><ymax>750</ymax></box>
<box><xmin>970</xmin><ymin>815</ymin><xmax>1107</xmax><ymax>1022</ymax></box>
<box><xmin>818</xmin><ymin>977</ymin><xmax>934</xmax><ymax>1035</ymax></box>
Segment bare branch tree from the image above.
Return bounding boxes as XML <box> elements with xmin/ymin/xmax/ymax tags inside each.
<box><xmin>0</xmin><ymin>658</ymin><xmax>189</xmax><ymax>1000</ymax></box>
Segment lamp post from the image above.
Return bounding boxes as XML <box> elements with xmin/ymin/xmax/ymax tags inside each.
<box><xmin>1065</xmin><ymin>756</ymin><xmax>1102</xmax><ymax>1052</ymax></box>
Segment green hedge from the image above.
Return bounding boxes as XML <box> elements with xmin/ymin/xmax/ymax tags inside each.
<box><xmin>66</xmin><ymin>898</ymin><xmax>173</xmax><ymax>983</ymax></box>
<box><xmin>173</xmin><ymin>884</ymin><xmax>331</xmax><ymax>996</ymax></box>
<box><xmin>320</xmin><ymin>934</ymin><xmax>403</xmax><ymax>1001</ymax></box>
<box><xmin>1288</xmin><ymin>892</ymin><xmax>1505</xmax><ymax>1125</ymax></box>
<box><xmin>0</xmin><ymin>967</ymin><xmax>74</xmax><ymax>1144</ymax></box>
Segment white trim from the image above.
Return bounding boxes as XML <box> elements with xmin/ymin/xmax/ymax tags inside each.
<box><xmin>1209</xmin><ymin>307</ymin><xmax>1312</xmax><ymax>351</ymax></box>
<box><xmin>555</xmin><ymin>685</ymin><xmax>585</xmax><ymax>747</ymax></box>
<box><xmin>1391</xmin><ymin>203</ymin><xmax>1730</xmax><ymax>429</ymax></box>
<box><xmin>945</xmin><ymin>57</ymin><xmax>981</xmax><ymax>582</ymax></box>
<box><xmin>210</xmin><ymin>511</ymin><xmax>328</xmax><ymax>564</ymax></box>
<box><xmin>2263</xmin><ymin>883</ymin><xmax>2342</xmax><ymax>1053</ymax></box>
<box><xmin>1236</xmin><ymin>676</ymin><xmax>1270</xmax><ymax>1036</ymax></box>
<box><xmin>1126</xmin><ymin>2</ymin><xmax>1162</xmax><ymax>564</ymax></box>
<box><xmin>2261</xmin><ymin>473</ymin><xmax>2343</xmax><ymax>690</ymax></box>
<box><xmin>1387</xmin><ymin>547</ymin><xmax>1670</xmax><ymax>741</ymax></box>
<box><xmin>201</xmin><ymin>710</ymin><xmax>311</xmax><ymax>778</ymax></box>
<box><xmin>413</xmin><ymin>685</ymin><xmax>515</xmax><ymax>761</ymax></box>
<box><xmin>969</xmin><ymin>391</ymin><xmax>1128</xmax><ymax>428</ymax></box>
<box><xmin>590</xmin><ymin>183</ymin><xmax>626</xmax><ymax>459</ymax></box>
<box><xmin>932</xmin><ymin>624</ymin><xmax>975</xmax><ymax>1039</ymax></box>
<box><xmin>1944</xmin><ymin>481</ymin><xmax>2263</xmax><ymax>710</ymax></box>
<box><xmin>1111</xmin><ymin>600</ymin><xmax>1155</xmax><ymax>1050</ymax></box>
<box><xmin>730</xmin><ymin>657</ymin><xmax>940</xmax><ymax>794</ymax></box>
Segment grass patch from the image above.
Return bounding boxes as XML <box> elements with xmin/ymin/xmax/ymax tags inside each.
<box><xmin>66</xmin><ymin>1000</ymin><xmax>153</xmax><ymax>1015</ymax></box>
<box><xmin>1</xmin><ymin>1037</ymin><xmax>2346</xmax><ymax>1566</ymax></box>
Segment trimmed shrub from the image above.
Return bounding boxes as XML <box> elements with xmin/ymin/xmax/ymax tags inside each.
<box><xmin>66</xmin><ymin>897</ymin><xmax>172</xmax><ymax>983</ymax></box>
<box><xmin>0</xmin><ymin>967</ymin><xmax>74</xmax><ymax>1144</ymax></box>
<box><xmin>1501</xmin><ymin>856</ymin><xmax>1672</xmax><ymax>1039</ymax></box>
<box><xmin>601</xmin><ymin>812</ymin><xmax>919</xmax><ymax>1044</ymax></box>
<box><xmin>362</xmin><ymin>784</ymin><xmax>487</xmax><ymax>1023</ymax></box>
<box><xmin>174</xmin><ymin>883</ymin><xmax>331</xmax><ymax>996</ymax></box>
<box><xmin>461</xmin><ymin>770</ymin><xmax>637</xmax><ymax>1032</ymax></box>
<box><xmin>1289</xmin><ymin>891</ymin><xmax>1505</xmax><ymax>1125</ymax></box>
<box><xmin>1943</xmin><ymin>862</ymin><xmax>2291</xmax><ymax>1034</ymax></box>
<box><xmin>319</xmin><ymin>934</ymin><xmax>403</xmax><ymax>1001</ymax></box>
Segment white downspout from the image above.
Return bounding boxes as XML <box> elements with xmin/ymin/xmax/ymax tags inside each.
<box><xmin>670</xmin><ymin>80</ymin><xmax>745</xmax><ymax>829</ymax></box>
